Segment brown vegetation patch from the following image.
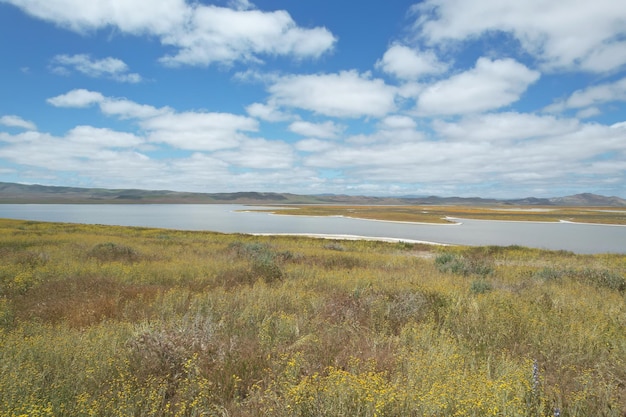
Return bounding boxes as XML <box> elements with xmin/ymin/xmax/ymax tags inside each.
<box><xmin>14</xmin><ymin>277</ymin><xmax>163</xmax><ymax>327</ymax></box>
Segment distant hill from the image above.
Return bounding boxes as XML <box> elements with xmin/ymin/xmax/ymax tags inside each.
<box><xmin>0</xmin><ymin>182</ymin><xmax>625</xmax><ymax>206</ymax></box>
<box><xmin>548</xmin><ymin>193</ymin><xmax>626</xmax><ymax>207</ymax></box>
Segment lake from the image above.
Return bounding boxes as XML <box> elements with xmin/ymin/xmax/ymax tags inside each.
<box><xmin>0</xmin><ymin>204</ymin><xmax>624</xmax><ymax>254</ymax></box>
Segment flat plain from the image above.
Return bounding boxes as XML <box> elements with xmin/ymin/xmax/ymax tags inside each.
<box><xmin>0</xmin><ymin>218</ymin><xmax>625</xmax><ymax>416</ymax></box>
<box><xmin>251</xmin><ymin>204</ymin><xmax>626</xmax><ymax>225</ymax></box>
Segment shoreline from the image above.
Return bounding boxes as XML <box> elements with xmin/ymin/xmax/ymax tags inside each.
<box><xmin>262</xmin><ymin>211</ymin><xmax>462</xmax><ymax>226</ymax></box>
<box><xmin>445</xmin><ymin>216</ymin><xmax>626</xmax><ymax>227</ymax></box>
<box><xmin>244</xmin><ymin>207</ymin><xmax>626</xmax><ymax>227</ymax></box>
<box><xmin>250</xmin><ymin>232</ymin><xmax>451</xmax><ymax>246</ymax></box>
<box><xmin>259</xmin><ymin>210</ymin><xmax>626</xmax><ymax>228</ymax></box>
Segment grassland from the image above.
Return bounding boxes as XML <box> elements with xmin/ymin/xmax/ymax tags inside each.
<box><xmin>0</xmin><ymin>218</ymin><xmax>625</xmax><ymax>416</ymax></box>
<box><xmin>251</xmin><ymin>205</ymin><xmax>626</xmax><ymax>225</ymax></box>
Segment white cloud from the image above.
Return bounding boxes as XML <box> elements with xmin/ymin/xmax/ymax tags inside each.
<box><xmin>66</xmin><ymin>126</ymin><xmax>144</xmax><ymax>148</ymax></box>
<box><xmin>575</xmin><ymin>107</ymin><xmax>601</xmax><ymax>119</ymax></box>
<box><xmin>4</xmin><ymin>0</ymin><xmax>188</xmax><ymax>34</ymax></box>
<box><xmin>545</xmin><ymin>77</ymin><xmax>626</xmax><ymax>113</ymax></box>
<box><xmin>0</xmin><ymin>115</ymin><xmax>37</xmax><ymax>130</ymax></box>
<box><xmin>416</xmin><ymin>57</ymin><xmax>540</xmax><ymax>116</ymax></box>
<box><xmin>245</xmin><ymin>102</ymin><xmax>291</xmax><ymax>122</ymax></box>
<box><xmin>228</xmin><ymin>0</ymin><xmax>253</xmax><ymax>11</ymax></box>
<box><xmin>288</xmin><ymin>121</ymin><xmax>344</xmax><ymax>139</ymax></box>
<box><xmin>433</xmin><ymin>112</ymin><xmax>581</xmax><ymax>142</ymax></box>
<box><xmin>295</xmin><ymin>138</ymin><xmax>336</xmax><ymax>153</ymax></box>
<box><xmin>413</xmin><ymin>0</ymin><xmax>626</xmax><ymax>73</ymax></box>
<box><xmin>99</xmin><ymin>99</ymin><xmax>171</xmax><ymax>120</ymax></box>
<box><xmin>159</xmin><ymin>7</ymin><xmax>336</xmax><ymax>66</ymax></box>
<box><xmin>0</xmin><ymin>128</ymin><xmax>151</xmax><ymax>178</ymax></box>
<box><xmin>300</xmin><ymin>119</ymin><xmax>626</xmax><ymax>190</ymax></box>
<box><xmin>378</xmin><ymin>115</ymin><xmax>417</xmax><ymax>130</ymax></box>
<box><xmin>50</xmin><ymin>54</ymin><xmax>142</xmax><ymax>82</ymax></box>
<box><xmin>142</xmin><ymin>112</ymin><xmax>258</xmax><ymax>151</ymax></box>
<box><xmin>5</xmin><ymin>0</ymin><xmax>336</xmax><ymax>67</ymax></box>
<box><xmin>47</xmin><ymin>89</ymin><xmax>104</xmax><ymax>108</ymax></box>
<box><xmin>268</xmin><ymin>70</ymin><xmax>397</xmax><ymax>118</ymax></box>
<box><xmin>48</xmin><ymin>90</ymin><xmax>259</xmax><ymax>151</ymax></box>
<box><xmin>2</xmin><ymin>108</ymin><xmax>625</xmax><ymax>196</ymax></box>
<box><xmin>214</xmin><ymin>138</ymin><xmax>294</xmax><ymax>169</ymax></box>
<box><xmin>376</xmin><ymin>44</ymin><xmax>448</xmax><ymax>80</ymax></box>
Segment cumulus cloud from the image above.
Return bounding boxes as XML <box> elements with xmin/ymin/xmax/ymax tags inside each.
<box><xmin>214</xmin><ymin>138</ymin><xmax>294</xmax><ymax>169</ymax></box>
<box><xmin>412</xmin><ymin>0</ymin><xmax>626</xmax><ymax>73</ymax></box>
<box><xmin>288</xmin><ymin>121</ymin><xmax>344</xmax><ymax>139</ymax></box>
<box><xmin>544</xmin><ymin>77</ymin><xmax>626</xmax><ymax>114</ymax></box>
<box><xmin>378</xmin><ymin>115</ymin><xmax>417</xmax><ymax>130</ymax></box>
<box><xmin>159</xmin><ymin>7</ymin><xmax>336</xmax><ymax>67</ymax></box>
<box><xmin>142</xmin><ymin>112</ymin><xmax>258</xmax><ymax>151</ymax></box>
<box><xmin>0</xmin><ymin>129</ymin><xmax>151</xmax><ymax>179</ymax></box>
<box><xmin>47</xmin><ymin>89</ymin><xmax>104</xmax><ymax>108</ymax></box>
<box><xmin>47</xmin><ymin>89</ymin><xmax>259</xmax><ymax>151</ymax></box>
<box><xmin>1</xmin><ymin>90</ymin><xmax>305</xmax><ymax>191</ymax></box>
<box><xmin>65</xmin><ymin>126</ymin><xmax>144</xmax><ymax>148</ymax></box>
<box><xmin>416</xmin><ymin>57</ymin><xmax>540</xmax><ymax>116</ymax></box>
<box><xmin>295</xmin><ymin>138</ymin><xmax>336</xmax><ymax>153</ymax></box>
<box><xmin>50</xmin><ymin>54</ymin><xmax>142</xmax><ymax>82</ymax></box>
<box><xmin>433</xmin><ymin>112</ymin><xmax>581</xmax><ymax>142</ymax></box>
<box><xmin>5</xmin><ymin>0</ymin><xmax>336</xmax><ymax>67</ymax></box>
<box><xmin>376</xmin><ymin>44</ymin><xmax>448</xmax><ymax>80</ymax></box>
<box><xmin>0</xmin><ymin>115</ymin><xmax>37</xmax><ymax>130</ymax></box>
<box><xmin>245</xmin><ymin>102</ymin><xmax>292</xmax><ymax>122</ymax></box>
<box><xmin>300</xmin><ymin>116</ymin><xmax>626</xmax><ymax>194</ymax></box>
<box><xmin>268</xmin><ymin>70</ymin><xmax>397</xmax><ymax>118</ymax></box>
<box><xmin>99</xmin><ymin>99</ymin><xmax>172</xmax><ymax>120</ymax></box>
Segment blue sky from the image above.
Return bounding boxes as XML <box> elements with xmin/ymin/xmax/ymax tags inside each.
<box><xmin>1</xmin><ymin>0</ymin><xmax>625</xmax><ymax>198</ymax></box>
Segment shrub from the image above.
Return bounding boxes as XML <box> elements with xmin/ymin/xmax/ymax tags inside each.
<box><xmin>578</xmin><ymin>268</ymin><xmax>626</xmax><ymax>292</ymax></box>
<box><xmin>127</xmin><ymin>313</ymin><xmax>215</xmax><ymax>384</ymax></box>
<box><xmin>251</xmin><ymin>253</ymin><xmax>284</xmax><ymax>284</ymax></box>
<box><xmin>534</xmin><ymin>267</ymin><xmax>565</xmax><ymax>281</ymax></box>
<box><xmin>435</xmin><ymin>252</ymin><xmax>493</xmax><ymax>276</ymax></box>
<box><xmin>87</xmin><ymin>242</ymin><xmax>139</xmax><ymax>262</ymax></box>
<box><xmin>470</xmin><ymin>279</ymin><xmax>493</xmax><ymax>294</ymax></box>
<box><xmin>324</xmin><ymin>242</ymin><xmax>346</xmax><ymax>251</ymax></box>
<box><xmin>229</xmin><ymin>241</ymin><xmax>285</xmax><ymax>283</ymax></box>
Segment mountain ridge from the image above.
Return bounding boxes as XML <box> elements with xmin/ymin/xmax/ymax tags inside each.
<box><xmin>0</xmin><ymin>182</ymin><xmax>625</xmax><ymax>206</ymax></box>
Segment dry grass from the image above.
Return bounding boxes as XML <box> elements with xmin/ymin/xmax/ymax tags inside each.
<box><xmin>0</xmin><ymin>218</ymin><xmax>624</xmax><ymax>416</ymax></box>
<box><xmin>251</xmin><ymin>204</ymin><xmax>626</xmax><ymax>224</ymax></box>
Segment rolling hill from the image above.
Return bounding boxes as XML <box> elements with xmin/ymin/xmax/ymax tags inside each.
<box><xmin>0</xmin><ymin>182</ymin><xmax>625</xmax><ymax>206</ymax></box>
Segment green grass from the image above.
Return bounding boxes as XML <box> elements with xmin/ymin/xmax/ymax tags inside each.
<box><xmin>0</xmin><ymin>218</ymin><xmax>625</xmax><ymax>416</ymax></box>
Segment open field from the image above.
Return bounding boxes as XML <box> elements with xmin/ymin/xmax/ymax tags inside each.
<box><xmin>252</xmin><ymin>205</ymin><xmax>626</xmax><ymax>225</ymax></box>
<box><xmin>1</xmin><ymin>218</ymin><xmax>625</xmax><ymax>416</ymax></box>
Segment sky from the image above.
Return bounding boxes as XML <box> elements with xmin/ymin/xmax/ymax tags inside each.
<box><xmin>1</xmin><ymin>0</ymin><xmax>625</xmax><ymax>198</ymax></box>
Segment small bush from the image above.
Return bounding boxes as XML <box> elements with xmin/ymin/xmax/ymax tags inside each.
<box><xmin>324</xmin><ymin>242</ymin><xmax>346</xmax><ymax>251</ymax></box>
<box><xmin>435</xmin><ymin>252</ymin><xmax>493</xmax><ymax>276</ymax></box>
<box><xmin>229</xmin><ymin>241</ymin><xmax>285</xmax><ymax>283</ymax></box>
<box><xmin>14</xmin><ymin>251</ymin><xmax>50</xmax><ymax>267</ymax></box>
<box><xmin>470</xmin><ymin>280</ymin><xmax>493</xmax><ymax>294</ymax></box>
<box><xmin>534</xmin><ymin>267</ymin><xmax>626</xmax><ymax>292</ymax></box>
<box><xmin>578</xmin><ymin>268</ymin><xmax>626</xmax><ymax>292</ymax></box>
<box><xmin>252</xmin><ymin>254</ymin><xmax>284</xmax><ymax>284</ymax></box>
<box><xmin>127</xmin><ymin>313</ymin><xmax>215</xmax><ymax>383</ymax></box>
<box><xmin>87</xmin><ymin>242</ymin><xmax>139</xmax><ymax>262</ymax></box>
<box><xmin>534</xmin><ymin>267</ymin><xmax>565</xmax><ymax>281</ymax></box>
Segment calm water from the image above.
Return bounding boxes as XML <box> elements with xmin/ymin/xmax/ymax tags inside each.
<box><xmin>0</xmin><ymin>204</ymin><xmax>624</xmax><ymax>254</ymax></box>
